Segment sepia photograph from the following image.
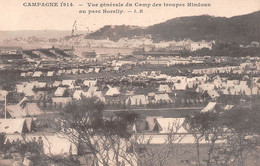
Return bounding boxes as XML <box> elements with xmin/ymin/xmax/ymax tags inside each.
<box><xmin>0</xmin><ymin>0</ymin><xmax>260</xmax><ymax>165</ymax></box>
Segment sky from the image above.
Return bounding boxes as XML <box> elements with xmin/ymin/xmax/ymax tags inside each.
<box><xmin>0</xmin><ymin>0</ymin><xmax>259</xmax><ymax>31</ymax></box>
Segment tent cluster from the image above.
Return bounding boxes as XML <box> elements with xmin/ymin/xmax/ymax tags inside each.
<box><xmin>5</xmin><ymin>97</ymin><xmax>43</xmax><ymax>118</ymax></box>
<box><xmin>134</xmin><ymin>117</ymin><xmax>188</xmax><ymax>134</ymax></box>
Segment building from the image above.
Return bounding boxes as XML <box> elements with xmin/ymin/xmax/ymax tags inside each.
<box><xmin>190</xmin><ymin>40</ymin><xmax>214</xmax><ymax>51</ymax></box>
<box><xmin>0</xmin><ymin>47</ymin><xmax>23</xmax><ymax>59</ymax></box>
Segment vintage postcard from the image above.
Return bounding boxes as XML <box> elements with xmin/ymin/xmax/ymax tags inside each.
<box><xmin>0</xmin><ymin>0</ymin><xmax>260</xmax><ymax>165</ymax></box>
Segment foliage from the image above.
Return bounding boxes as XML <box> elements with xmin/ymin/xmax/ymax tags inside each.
<box><xmin>0</xmin><ymin>132</ymin><xmax>6</xmax><ymax>152</ymax></box>
<box><xmin>186</xmin><ymin>106</ymin><xmax>259</xmax><ymax>166</ymax></box>
<box><xmin>102</xmin><ymin>112</ymin><xmax>138</xmax><ymax>139</ymax></box>
<box><xmin>189</xmin><ymin>43</ymin><xmax>260</xmax><ymax>57</ymax></box>
<box><xmin>56</xmin><ymin>97</ymin><xmax>140</xmax><ymax>165</ymax></box>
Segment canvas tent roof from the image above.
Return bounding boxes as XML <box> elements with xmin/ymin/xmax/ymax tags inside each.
<box><xmin>95</xmin><ymin>68</ymin><xmax>100</xmax><ymax>73</ymax></box>
<box><xmin>207</xmin><ymin>90</ymin><xmax>220</xmax><ymax>100</ymax></box>
<box><xmin>146</xmin><ymin>116</ymin><xmax>163</xmax><ymax>132</ymax></box>
<box><xmin>25</xmin><ymin>118</ymin><xmax>33</xmax><ymax>131</ymax></box>
<box><xmin>16</xmin><ymin>83</ymin><xmax>35</xmax><ymax>96</ymax></box>
<box><xmin>38</xmin><ymin>82</ymin><xmax>47</xmax><ymax>88</ymax></box>
<box><xmin>126</xmin><ymin>95</ymin><xmax>147</xmax><ymax>105</ymax></box>
<box><xmin>24</xmin><ymin>133</ymin><xmax>77</xmax><ymax>156</ymax></box>
<box><xmin>88</xmin><ymin>86</ymin><xmax>98</xmax><ymax>93</ymax></box>
<box><xmin>252</xmin><ymin>86</ymin><xmax>259</xmax><ymax>95</ymax></box>
<box><xmin>33</xmin><ymin>91</ymin><xmax>47</xmax><ymax>101</ymax></box>
<box><xmin>42</xmin><ymin>134</ymin><xmax>77</xmax><ymax>155</ymax></box>
<box><xmin>201</xmin><ymin>102</ymin><xmax>217</xmax><ymax>113</ymax></box>
<box><xmin>32</xmin><ymin>71</ymin><xmax>43</xmax><ymax>77</ymax></box>
<box><xmin>83</xmin><ymin>80</ymin><xmax>97</xmax><ymax>87</ymax></box>
<box><xmin>0</xmin><ymin>119</ymin><xmax>29</xmax><ymax>134</ymax></box>
<box><xmin>224</xmin><ymin>105</ymin><xmax>234</xmax><ymax>110</ymax></box>
<box><xmin>52</xmin><ymin>97</ymin><xmax>72</xmax><ymax>105</ymax></box>
<box><xmin>22</xmin><ymin>103</ymin><xmax>43</xmax><ymax>116</ymax></box>
<box><xmin>16</xmin><ymin>84</ymin><xmax>24</xmax><ymax>93</ymax></box>
<box><xmin>62</xmin><ymin>80</ymin><xmax>75</xmax><ymax>87</ymax></box>
<box><xmin>6</xmin><ymin>104</ymin><xmax>25</xmax><ymax>117</ymax></box>
<box><xmin>154</xmin><ymin>94</ymin><xmax>173</xmax><ymax>103</ymax></box>
<box><xmin>105</xmin><ymin>87</ymin><xmax>120</xmax><ymax>96</ymax></box>
<box><xmin>19</xmin><ymin>97</ymin><xmax>30</xmax><ymax>106</ymax></box>
<box><xmin>155</xmin><ymin>118</ymin><xmax>187</xmax><ymax>133</ymax></box>
<box><xmin>7</xmin><ymin>98</ymin><xmax>43</xmax><ymax>118</ymax></box>
<box><xmin>197</xmin><ymin>83</ymin><xmax>215</xmax><ymax>92</ymax></box>
<box><xmin>23</xmin><ymin>88</ymin><xmax>35</xmax><ymax>97</ymax></box>
<box><xmin>80</xmin><ymin>91</ymin><xmax>105</xmax><ymax>102</ymax></box>
<box><xmin>73</xmin><ymin>90</ymin><xmax>84</xmax><ymax>100</ymax></box>
<box><xmin>54</xmin><ymin>87</ymin><xmax>67</xmax><ymax>97</ymax></box>
<box><xmin>158</xmin><ymin>84</ymin><xmax>172</xmax><ymax>93</ymax></box>
<box><xmin>21</xmin><ymin>73</ymin><xmax>26</xmax><ymax>77</ymax></box>
<box><xmin>173</xmin><ymin>82</ymin><xmax>187</xmax><ymax>91</ymax></box>
<box><xmin>47</xmin><ymin>71</ymin><xmax>54</xmax><ymax>77</ymax></box>
<box><xmin>53</xmin><ymin>81</ymin><xmax>62</xmax><ymax>87</ymax></box>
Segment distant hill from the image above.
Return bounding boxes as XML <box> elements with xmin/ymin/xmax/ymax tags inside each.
<box><xmin>86</xmin><ymin>11</ymin><xmax>260</xmax><ymax>44</ymax></box>
<box><xmin>86</xmin><ymin>25</ymin><xmax>145</xmax><ymax>41</ymax></box>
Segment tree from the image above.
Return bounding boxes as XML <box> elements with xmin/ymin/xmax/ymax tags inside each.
<box><xmin>130</xmin><ymin>119</ymin><xmax>192</xmax><ymax>166</ymax></box>
<box><xmin>0</xmin><ymin>132</ymin><xmax>6</xmax><ymax>152</ymax></box>
<box><xmin>186</xmin><ymin>112</ymin><xmax>216</xmax><ymax>166</ymax></box>
<box><xmin>186</xmin><ymin>106</ymin><xmax>260</xmax><ymax>166</ymax></box>
<box><xmin>54</xmin><ymin>97</ymin><xmax>195</xmax><ymax>165</ymax></box>
<box><xmin>216</xmin><ymin>107</ymin><xmax>259</xmax><ymax>166</ymax></box>
<box><xmin>55</xmin><ymin>97</ymin><xmax>139</xmax><ymax>166</ymax></box>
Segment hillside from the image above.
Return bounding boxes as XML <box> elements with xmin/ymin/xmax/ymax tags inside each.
<box><xmin>86</xmin><ymin>25</ymin><xmax>145</xmax><ymax>41</ymax></box>
<box><xmin>85</xmin><ymin>11</ymin><xmax>260</xmax><ymax>44</ymax></box>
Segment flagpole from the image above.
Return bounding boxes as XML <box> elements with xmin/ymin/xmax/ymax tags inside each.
<box><xmin>5</xmin><ymin>94</ymin><xmax>6</xmax><ymax>119</ymax></box>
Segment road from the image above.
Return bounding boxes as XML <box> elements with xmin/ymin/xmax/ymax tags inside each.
<box><xmin>104</xmin><ymin>107</ymin><xmax>203</xmax><ymax>118</ymax></box>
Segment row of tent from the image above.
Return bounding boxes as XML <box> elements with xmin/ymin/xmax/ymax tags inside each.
<box><xmin>134</xmin><ymin>102</ymin><xmax>233</xmax><ymax>133</ymax></box>
<box><xmin>5</xmin><ymin>97</ymin><xmax>43</xmax><ymax>118</ymax></box>
<box><xmin>134</xmin><ymin>117</ymin><xmax>188</xmax><ymax>133</ymax></box>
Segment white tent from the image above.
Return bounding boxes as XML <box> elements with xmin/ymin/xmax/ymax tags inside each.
<box><xmin>88</xmin><ymin>86</ymin><xmax>98</xmax><ymax>94</ymax></box>
<box><xmin>173</xmin><ymin>82</ymin><xmax>188</xmax><ymax>91</ymax></box>
<box><xmin>7</xmin><ymin>97</ymin><xmax>43</xmax><ymax>118</ymax></box>
<box><xmin>32</xmin><ymin>71</ymin><xmax>44</xmax><ymax>77</ymax></box>
<box><xmin>105</xmin><ymin>87</ymin><xmax>120</xmax><ymax>96</ymax></box>
<box><xmin>73</xmin><ymin>90</ymin><xmax>84</xmax><ymax>100</ymax></box>
<box><xmin>19</xmin><ymin>96</ymin><xmax>30</xmax><ymax>106</ymax></box>
<box><xmin>47</xmin><ymin>71</ymin><xmax>54</xmax><ymax>77</ymax></box>
<box><xmin>54</xmin><ymin>87</ymin><xmax>67</xmax><ymax>97</ymax></box>
<box><xmin>201</xmin><ymin>102</ymin><xmax>217</xmax><ymax>113</ymax></box>
<box><xmin>0</xmin><ymin>119</ymin><xmax>29</xmax><ymax>134</ymax></box>
<box><xmin>83</xmin><ymin>80</ymin><xmax>97</xmax><ymax>87</ymax></box>
<box><xmin>146</xmin><ymin>116</ymin><xmax>163</xmax><ymax>132</ymax></box>
<box><xmin>126</xmin><ymin>95</ymin><xmax>147</xmax><ymax>105</ymax></box>
<box><xmin>154</xmin><ymin>94</ymin><xmax>173</xmax><ymax>103</ymax></box>
<box><xmin>224</xmin><ymin>105</ymin><xmax>234</xmax><ymax>110</ymax></box>
<box><xmin>52</xmin><ymin>97</ymin><xmax>72</xmax><ymax>107</ymax></box>
<box><xmin>207</xmin><ymin>90</ymin><xmax>220</xmax><ymax>100</ymax></box>
<box><xmin>52</xmin><ymin>81</ymin><xmax>62</xmax><ymax>87</ymax></box>
<box><xmin>23</xmin><ymin>103</ymin><xmax>43</xmax><ymax>116</ymax></box>
<box><xmin>158</xmin><ymin>84</ymin><xmax>172</xmax><ymax>93</ymax></box>
<box><xmin>62</xmin><ymin>80</ymin><xmax>75</xmax><ymax>88</ymax></box>
<box><xmin>155</xmin><ymin>118</ymin><xmax>187</xmax><ymax>133</ymax></box>
<box><xmin>24</xmin><ymin>133</ymin><xmax>77</xmax><ymax>156</ymax></box>
<box><xmin>43</xmin><ymin>134</ymin><xmax>77</xmax><ymax>155</ymax></box>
